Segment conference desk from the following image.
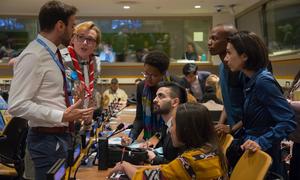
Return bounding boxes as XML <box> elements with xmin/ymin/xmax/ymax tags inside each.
<box><xmin>74</xmin><ymin>102</ymin><xmax>223</xmax><ymax>180</ymax></box>
<box><xmin>0</xmin><ymin>102</ymin><xmax>223</xmax><ymax>179</ymax></box>
<box><xmin>76</xmin><ymin>105</ymin><xmax>137</xmax><ymax>180</ymax></box>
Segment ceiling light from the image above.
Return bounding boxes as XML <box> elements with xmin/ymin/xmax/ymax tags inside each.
<box><xmin>194</xmin><ymin>5</ymin><xmax>201</xmax><ymax>9</ymax></box>
<box><xmin>123</xmin><ymin>5</ymin><xmax>130</xmax><ymax>9</ymax></box>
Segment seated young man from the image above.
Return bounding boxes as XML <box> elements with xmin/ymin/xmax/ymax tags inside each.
<box><xmin>122</xmin><ymin>51</ymin><xmax>179</xmax><ymax>145</ymax></box>
<box><xmin>145</xmin><ymin>81</ymin><xmax>187</xmax><ymax>165</ymax></box>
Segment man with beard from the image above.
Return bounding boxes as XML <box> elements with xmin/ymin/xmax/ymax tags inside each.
<box><xmin>122</xmin><ymin>51</ymin><xmax>180</xmax><ymax>145</ymax></box>
<box><xmin>146</xmin><ymin>81</ymin><xmax>187</xmax><ymax>164</ymax></box>
<box><xmin>8</xmin><ymin>1</ymin><xmax>93</xmax><ymax>179</ymax></box>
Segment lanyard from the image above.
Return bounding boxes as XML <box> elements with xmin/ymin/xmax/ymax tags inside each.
<box><xmin>36</xmin><ymin>38</ymin><xmax>66</xmax><ymax>73</ymax></box>
<box><xmin>36</xmin><ymin>38</ymin><xmax>72</xmax><ymax>98</ymax></box>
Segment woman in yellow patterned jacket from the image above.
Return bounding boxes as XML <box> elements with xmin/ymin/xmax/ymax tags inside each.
<box><xmin>109</xmin><ymin>103</ymin><xmax>227</xmax><ymax>180</ymax></box>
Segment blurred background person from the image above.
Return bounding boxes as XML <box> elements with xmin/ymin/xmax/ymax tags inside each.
<box><xmin>180</xmin><ymin>63</ymin><xmax>211</xmax><ymax>102</ymax></box>
<box><xmin>201</xmin><ymin>74</ymin><xmax>223</xmax><ymax>104</ymax></box>
<box><xmin>127</xmin><ymin>78</ymin><xmax>142</xmax><ymax>104</ymax></box>
<box><xmin>135</xmin><ymin>48</ymin><xmax>148</xmax><ymax>62</ymax></box>
<box><xmin>102</xmin><ymin>78</ymin><xmax>128</xmax><ymax>108</ymax></box>
<box><xmin>110</xmin><ymin>103</ymin><xmax>226</xmax><ymax>179</ymax></box>
<box><xmin>99</xmin><ymin>43</ymin><xmax>115</xmax><ymax>63</ymax></box>
<box><xmin>182</xmin><ymin>42</ymin><xmax>199</xmax><ymax>61</ymax></box>
<box><xmin>112</xmin><ymin>30</ymin><xmax>128</xmax><ymax>62</ymax></box>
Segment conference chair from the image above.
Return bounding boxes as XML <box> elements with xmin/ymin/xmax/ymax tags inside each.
<box><xmin>0</xmin><ymin>117</ymin><xmax>28</xmax><ymax>178</ymax></box>
<box><xmin>230</xmin><ymin>150</ymin><xmax>272</xmax><ymax>180</ymax></box>
<box><xmin>219</xmin><ymin>133</ymin><xmax>234</xmax><ymax>154</ymax></box>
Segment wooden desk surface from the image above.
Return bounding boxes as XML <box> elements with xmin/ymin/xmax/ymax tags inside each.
<box><xmin>76</xmin><ymin>105</ymin><xmax>136</xmax><ymax>180</ymax></box>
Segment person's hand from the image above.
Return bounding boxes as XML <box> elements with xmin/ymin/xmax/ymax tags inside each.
<box><xmin>83</xmin><ymin>106</ymin><xmax>94</xmax><ymax>124</ymax></box>
<box><xmin>62</xmin><ymin>99</ymin><xmax>94</xmax><ymax>122</ymax></box>
<box><xmin>241</xmin><ymin>140</ymin><xmax>261</xmax><ymax>152</ymax></box>
<box><xmin>215</xmin><ymin>123</ymin><xmax>231</xmax><ymax>134</ymax></box>
<box><xmin>121</xmin><ymin>136</ymin><xmax>133</xmax><ymax>146</ymax></box>
<box><xmin>8</xmin><ymin>58</ymin><xmax>16</xmax><ymax>66</ymax></box>
<box><xmin>108</xmin><ymin>162</ymin><xmax>125</xmax><ymax>177</ymax></box>
<box><xmin>108</xmin><ymin>161</ymin><xmax>133</xmax><ymax>178</ymax></box>
<box><xmin>139</xmin><ymin>141</ymin><xmax>155</xmax><ymax>149</ymax></box>
<box><xmin>74</xmin><ymin>84</ymin><xmax>85</xmax><ymax>102</ymax></box>
<box><xmin>147</xmin><ymin>150</ymin><xmax>156</xmax><ymax>161</ymax></box>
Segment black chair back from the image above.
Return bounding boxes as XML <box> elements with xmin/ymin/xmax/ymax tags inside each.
<box><xmin>0</xmin><ymin>117</ymin><xmax>28</xmax><ymax>163</ymax></box>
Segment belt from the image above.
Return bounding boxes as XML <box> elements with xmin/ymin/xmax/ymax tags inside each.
<box><xmin>31</xmin><ymin>126</ymin><xmax>69</xmax><ymax>134</ymax></box>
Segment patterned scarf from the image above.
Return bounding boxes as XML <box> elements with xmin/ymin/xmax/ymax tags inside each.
<box><xmin>142</xmin><ymin>72</ymin><xmax>171</xmax><ymax>139</ymax></box>
<box><xmin>68</xmin><ymin>45</ymin><xmax>94</xmax><ymax>98</ymax></box>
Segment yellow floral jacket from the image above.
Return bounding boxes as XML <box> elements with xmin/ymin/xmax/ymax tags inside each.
<box><xmin>133</xmin><ymin>148</ymin><xmax>223</xmax><ymax>180</ymax></box>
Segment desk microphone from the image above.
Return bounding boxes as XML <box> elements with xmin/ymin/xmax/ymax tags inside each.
<box><xmin>111</xmin><ymin>103</ymin><xmax>130</xmax><ymax>117</ymax></box>
<box><xmin>110</xmin><ymin>123</ymin><xmax>125</xmax><ymax>136</ymax></box>
<box><xmin>107</xmin><ymin>124</ymin><xmax>133</xmax><ymax>138</ymax></box>
<box><xmin>98</xmin><ymin>123</ymin><xmax>127</xmax><ymax>170</ymax></box>
<box><xmin>125</xmin><ymin>124</ymin><xmax>133</xmax><ymax>130</ymax></box>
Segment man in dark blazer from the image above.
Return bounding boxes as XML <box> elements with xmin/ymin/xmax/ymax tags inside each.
<box><xmin>146</xmin><ymin>81</ymin><xmax>187</xmax><ymax>165</ymax></box>
<box><xmin>180</xmin><ymin>63</ymin><xmax>211</xmax><ymax>102</ymax></box>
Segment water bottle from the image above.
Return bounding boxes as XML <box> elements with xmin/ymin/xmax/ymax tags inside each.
<box><xmin>201</xmin><ymin>53</ymin><xmax>207</xmax><ymax>61</ymax></box>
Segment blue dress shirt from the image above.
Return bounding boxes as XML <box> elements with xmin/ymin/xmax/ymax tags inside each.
<box><xmin>243</xmin><ymin>69</ymin><xmax>296</xmax><ymax>150</ymax></box>
<box><xmin>219</xmin><ymin>63</ymin><xmax>244</xmax><ymax>126</ymax></box>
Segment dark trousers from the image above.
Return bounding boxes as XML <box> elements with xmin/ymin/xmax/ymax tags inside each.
<box><xmin>290</xmin><ymin>143</ymin><xmax>300</xmax><ymax>180</ymax></box>
<box><xmin>27</xmin><ymin>129</ymin><xmax>71</xmax><ymax>180</ymax></box>
<box><xmin>265</xmin><ymin>142</ymin><xmax>287</xmax><ymax>180</ymax></box>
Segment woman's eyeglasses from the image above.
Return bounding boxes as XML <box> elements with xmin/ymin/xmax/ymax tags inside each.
<box><xmin>75</xmin><ymin>34</ymin><xmax>96</xmax><ymax>45</ymax></box>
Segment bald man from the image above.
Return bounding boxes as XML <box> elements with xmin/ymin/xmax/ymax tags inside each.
<box><xmin>208</xmin><ymin>24</ymin><xmax>243</xmax><ymax>135</ymax></box>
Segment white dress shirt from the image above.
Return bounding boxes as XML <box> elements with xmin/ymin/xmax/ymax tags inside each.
<box><xmin>165</xmin><ymin>117</ymin><xmax>172</xmax><ymax>133</ymax></box>
<box><xmin>8</xmin><ymin>34</ymin><xmax>68</xmax><ymax>127</ymax></box>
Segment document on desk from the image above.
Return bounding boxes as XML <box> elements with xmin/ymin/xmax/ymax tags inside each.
<box><xmin>154</xmin><ymin>147</ymin><xmax>163</xmax><ymax>155</ymax></box>
<box><xmin>123</xmin><ymin>109</ymin><xmax>136</xmax><ymax>112</ymax></box>
<box><xmin>108</xmin><ymin>137</ymin><xmax>122</xmax><ymax>145</ymax></box>
<box><xmin>123</xmin><ymin>129</ymin><xmax>130</xmax><ymax>136</ymax></box>
<box><xmin>127</xmin><ymin>143</ymin><xmax>164</xmax><ymax>156</ymax></box>
<box><xmin>128</xmin><ymin>142</ymin><xmax>142</xmax><ymax>149</ymax></box>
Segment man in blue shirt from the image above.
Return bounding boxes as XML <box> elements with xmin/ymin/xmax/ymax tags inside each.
<box><xmin>208</xmin><ymin>24</ymin><xmax>243</xmax><ymax>134</ymax></box>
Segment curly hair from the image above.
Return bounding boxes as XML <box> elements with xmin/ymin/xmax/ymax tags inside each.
<box><xmin>143</xmin><ymin>51</ymin><xmax>170</xmax><ymax>74</ymax></box>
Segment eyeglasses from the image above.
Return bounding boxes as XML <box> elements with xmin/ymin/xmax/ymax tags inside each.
<box><xmin>141</xmin><ymin>71</ymin><xmax>161</xmax><ymax>79</ymax></box>
<box><xmin>75</xmin><ymin>34</ymin><xmax>96</xmax><ymax>45</ymax></box>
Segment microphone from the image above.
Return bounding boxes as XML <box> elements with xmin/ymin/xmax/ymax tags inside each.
<box><xmin>110</xmin><ymin>123</ymin><xmax>125</xmax><ymax>136</ymax></box>
<box><xmin>111</xmin><ymin>103</ymin><xmax>130</xmax><ymax>117</ymax></box>
<box><xmin>107</xmin><ymin>124</ymin><xmax>133</xmax><ymax>138</ymax></box>
<box><xmin>125</xmin><ymin>124</ymin><xmax>133</xmax><ymax>130</ymax></box>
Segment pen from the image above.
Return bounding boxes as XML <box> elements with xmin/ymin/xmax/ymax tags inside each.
<box><xmin>120</xmin><ymin>146</ymin><xmax>126</xmax><ymax>163</ymax></box>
